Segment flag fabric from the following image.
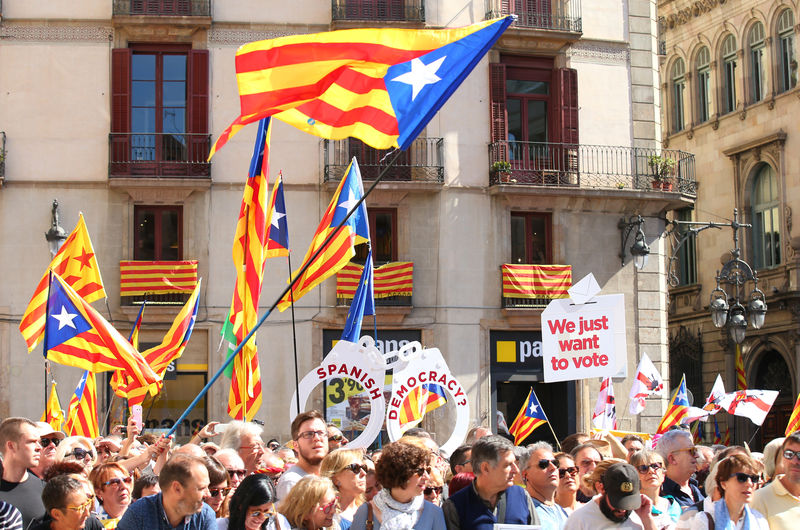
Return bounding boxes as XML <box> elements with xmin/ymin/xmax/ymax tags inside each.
<box><xmin>656</xmin><ymin>375</ymin><xmax>690</xmax><ymax>435</ymax></box>
<box><xmin>266</xmin><ymin>173</ymin><xmax>290</xmax><ymax>258</ymax></box>
<box><xmin>629</xmin><ymin>353</ymin><xmax>665</xmax><ymax>415</ymax></box>
<box><xmin>208</xmin><ymin>17</ymin><xmax>515</xmax><ymax>158</ymax></box>
<box><xmin>718</xmin><ymin>389</ymin><xmax>779</xmax><ymax>426</ymax></box>
<box><xmin>64</xmin><ymin>371</ymin><xmax>99</xmax><ymax>439</ymax></box>
<box><xmin>277</xmin><ymin>158</ymin><xmax>370</xmax><ymax>312</ymax></box>
<box><xmin>592</xmin><ymin>377</ymin><xmax>617</xmax><ymax>430</ymax></box>
<box><xmin>119</xmin><ymin>261</ymin><xmax>198</xmax><ymax>296</ymax></box>
<box><xmin>336</xmin><ymin>261</ymin><xmax>413</xmax><ymax>299</ymax></box>
<box><xmin>691</xmin><ymin>421</ymin><xmax>702</xmax><ymax>444</ymax></box>
<box><xmin>735</xmin><ymin>344</ymin><xmax>747</xmax><ymax>390</ymax></box>
<box><xmin>501</xmin><ymin>264</ymin><xmax>572</xmax><ymax>300</ymax></box>
<box><xmin>44</xmin><ymin>272</ymin><xmax>160</xmax><ymax>391</ymax></box>
<box><xmin>20</xmin><ymin>214</ymin><xmax>106</xmax><ymax>351</ymax></box>
<box><xmin>109</xmin><ymin>301</ymin><xmax>146</xmax><ymax>400</ymax></box>
<box><xmin>341</xmin><ymin>250</ymin><xmax>375</xmax><ymax>342</ymax></box>
<box><xmin>713</xmin><ymin>416</ymin><xmax>722</xmax><ymax>445</ymax></box>
<box><xmin>398</xmin><ymin>383</ymin><xmax>448</xmax><ymax>432</ymax></box>
<box><xmin>786</xmin><ymin>393</ymin><xmax>800</xmax><ymax>436</ymax></box>
<box><xmin>128</xmin><ymin>301</ymin><xmax>145</xmax><ymax>350</ymax></box>
<box><xmin>225</xmin><ymin>117</ymin><xmax>272</xmax><ymax>422</ymax></box>
<box><xmin>508</xmin><ymin>387</ymin><xmax>548</xmax><ymax>445</ymax></box>
<box><xmin>724</xmin><ymin>425</ymin><xmax>731</xmax><ymax>446</ymax></box>
<box><xmin>41</xmin><ymin>382</ymin><xmax>64</xmax><ymax>432</ymax></box>
<box><xmin>703</xmin><ymin>374</ymin><xmax>726</xmax><ymax>415</ymax></box>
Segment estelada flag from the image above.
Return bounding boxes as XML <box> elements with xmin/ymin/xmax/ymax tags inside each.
<box><xmin>786</xmin><ymin>393</ymin><xmax>800</xmax><ymax>436</ymax></box>
<box><xmin>64</xmin><ymin>370</ymin><xmax>98</xmax><ymax>439</ymax></box>
<box><xmin>20</xmin><ymin>213</ymin><xmax>105</xmax><ymax>351</ymax></box>
<box><xmin>209</xmin><ymin>16</ymin><xmax>515</xmax><ymax>157</ymax></box>
<box><xmin>656</xmin><ymin>375</ymin><xmax>689</xmax><ymax>434</ymax></box>
<box><xmin>266</xmin><ymin>173</ymin><xmax>290</xmax><ymax>258</ymax></box>
<box><xmin>508</xmin><ymin>387</ymin><xmax>548</xmax><ymax>445</ymax></box>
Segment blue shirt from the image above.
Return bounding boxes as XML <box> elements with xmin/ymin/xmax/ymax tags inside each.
<box><xmin>532</xmin><ymin>498</ymin><xmax>568</xmax><ymax>529</ymax></box>
<box><xmin>118</xmin><ymin>493</ymin><xmax>216</xmax><ymax>530</ymax></box>
<box><xmin>659</xmin><ymin>476</ymin><xmax>705</xmax><ymax>508</ymax></box>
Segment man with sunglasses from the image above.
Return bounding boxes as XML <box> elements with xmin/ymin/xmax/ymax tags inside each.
<box><xmin>326</xmin><ymin>424</ymin><xmax>347</xmax><ymax>452</ymax></box>
<box><xmin>30</xmin><ymin>422</ymin><xmax>65</xmax><ymax>480</ymax></box>
<box><xmin>276</xmin><ymin>410</ymin><xmax>329</xmax><ymax>502</ymax></box>
<box><xmin>655</xmin><ymin>429</ymin><xmax>704</xmax><ymax>508</ymax></box>
<box><xmin>0</xmin><ymin>417</ymin><xmax>45</xmax><ymax>529</ymax></box>
<box><xmin>751</xmin><ymin>432</ymin><xmax>800</xmax><ymax>529</ymax></box>
<box><xmin>521</xmin><ymin>442</ymin><xmax>568</xmax><ymax>528</ymax></box>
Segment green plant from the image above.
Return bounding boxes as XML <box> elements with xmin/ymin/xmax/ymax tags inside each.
<box><xmin>647</xmin><ymin>155</ymin><xmax>676</xmax><ymax>181</ymax></box>
<box><xmin>491</xmin><ymin>160</ymin><xmax>512</xmax><ymax>173</ymax></box>
<box><xmin>616</xmin><ymin>182</ymin><xmax>625</xmax><ymax>189</ymax></box>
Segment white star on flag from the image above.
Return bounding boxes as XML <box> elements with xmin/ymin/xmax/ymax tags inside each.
<box><xmin>270</xmin><ymin>211</ymin><xmax>286</xmax><ymax>229</ymax></box>
<box><xmin>529</xmin><ymin>402</ymin><xmax>539</xmax><ymax>415</ymax></box>
<box><xmin>337</xmin><ymin>190</ymin><xmax>359</xmax><ymax>213</ymax></box>
<box><xmin>392</xmin><ymin>56</ymin><xmax>446</xmax><ymax>100</ymax></box>
<box><xmin>51</xmin><ymin>306</ymin><xmax>78</xmax><ymax>330</ymax></box>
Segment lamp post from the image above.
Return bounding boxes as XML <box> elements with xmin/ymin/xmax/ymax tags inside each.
<box><xmin>619</xmin><ymin>215</ymin><xmax>651</xmax><ymax>270</ymax></box>
<box><xmin>44</xmin><ymin>199</ymin><xmax>67</xmax><ymax>258</ymax></box>
<box><xmin>667</xmin><ymin>208</ymin><xmax>766</xmax><ymax>344</ymax></box>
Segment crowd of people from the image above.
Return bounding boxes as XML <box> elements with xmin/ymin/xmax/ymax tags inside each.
<box><xmin>1</xmin><ymin>412</ymin><xmax>799</xmax><ymax>530</ymax></box>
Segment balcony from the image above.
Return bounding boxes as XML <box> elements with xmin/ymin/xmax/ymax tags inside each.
<box><xmin>109</xmin><ymin>133</ymin><xmax>211</xmax><ymax>179</ymax></box>
<box><xmin>486</xmin><ymin>0</ymin><xmax>581</xmax><ymax>33</ymax></box>
<box><xmin>324</xmin><ymin>137</ymin><xmax>443</xmax><ymax>184</ymax></box>
<box><xmin>501</xmin><ymin>263</ymin><xmax>571</xmax><ymax>309</ymax></box>
<box><xmin>488</xmin><ymin>142</ymin><xmax>696</xmax><ymax>197</ymax></box>
<box><xmin>120</xmin><ymin>260</ymin><xmax>198</xmax><ymax>306</ymax></box>
<box><xmin>336</xmin><ymin>261</ymin><xmax>413</xmax><ymax>307</ymax></box>
<box><xmin>0</xmin><ymin>131</ymin><xmax>5</xmax><ymax>187</ymax></box>
<box><xmin>113</xmin><ymin>0</ymin><xmax>210</xmax><ymax>16</ymax></box>
<box><xmin>331</xmin><ymin>0</ymin><xmax>424</xmax><ymax>22</ymax></box>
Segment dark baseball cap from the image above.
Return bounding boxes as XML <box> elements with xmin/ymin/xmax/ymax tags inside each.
<box><xmin>602</xmin><ymin>463</ymin><xmax>642</xmax><ymax>511</ymax></box>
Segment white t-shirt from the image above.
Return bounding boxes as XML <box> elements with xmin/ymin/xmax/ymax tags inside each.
<box><xmin>275</xmin><ymin>465</ymin><xmax>309</xmax><ymax>502</ymax></box>
<box><xmin>564</xmin><ymin>497</ymin><xmax>645</xmax><ymax>530</ymax></box>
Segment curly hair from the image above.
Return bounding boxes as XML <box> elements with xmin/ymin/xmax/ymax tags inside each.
<box><xmin>715</xmin><ymin>454</ymin><xmax>763</xmax><ymax>496</ymax></box>
<box><xmin>278</xmin><ymin>475</ymin><xmax>335</xmax><ymax>528</ymax></box>
<box><xmin>229</xmin><ymin>474</ymin><xmax>278</xmax><ymax>530</ymax></box>
<box><xmin>375</xmin><ymin>441</ymin><xmax>429</xmax><ymax>490</ymax></box>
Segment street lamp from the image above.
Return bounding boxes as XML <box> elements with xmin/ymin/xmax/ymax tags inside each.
<box><xmin>619</xmin><ymin>215</ymin><xmax>651</xmax><ymax>270</ymax></box>
<box><xmin>44</xmin><ymin>199</ymin><xmax>67</xmax><ymax>258</ymax></box>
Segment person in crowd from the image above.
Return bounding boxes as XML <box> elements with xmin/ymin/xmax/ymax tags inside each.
<box><xmin>220</xmin><ymin>473</ymin><xmax>289</xmax><ymax>530</ymax></box>
<box><xmin>751</xmin><ymin>432</ymin><xmax>800</xmax><ymax>529</ymax></box>
<box><xmin>694</xmin><ymin>446</ymin><xmax>714</xmax><ymax>496</ymax></box>
<box><xmin>279</xmin><ymin>475</ymin><xmax>337</xmax><ymax>530</ymax></box>
<box><xmin>201</xmin><ymin>443</ymin><xmax>220</xmax><ymax>457</ymax></box>
<box><xmin>259</xmin><ymin>452</ymin><xmax>287</xmax><ymax>482</ymax></box>
<box><xmin>326</xmin><ymin>425</ymin><xmax>348</xmax><ymax>452</ymax></box>
<box><xmin>203</xmin><ymin>455</ymin><xmax>231</xmax><ymax>518</ymax></box>
<box><xmin>564</xmin><ymin>462</ymin><xmax>656</xmax><ymax>530</ymax></box>
<box><xmin>189</xmin><ymin>422</ymin><xmax>223</xmax><ymax>448</ymax></box>
<box><xmin>267</xmin><ymin>439</ymin><xmax>281</xmax><ymax>452</ymax></box>
<box><xmin>95</xmin><ymin>438</ymin><xmax>122</xmax><ymax>465</ymax></box>
<box><xmin>621</xmin><ymin>436</ymin><xmax>645</xmax><ymax>463</ymax></box>
<box><xmin>351</xmin><ymin>441</ymin><xmax>445</xmax><ymax>529</ymax></box>
<box><xmin>56</xmin><ymin>437</ymin><xmax>97</xmax><ymax>474</ymax></box>
<box><xmin>219</xmin><ymin>421</ymin><xmax>267</xmax><ymax>475</ymax></box>
<box><xmin>629</xmin><ymin>449</ymin><xmax>680</xmax><ymax>529</ymax></box>
<box><xmin>174</xmin><ymin>443</ymin><xmax>208</xmax><ymax>459</ymax></box>
<box><xmin>554</xmin><ymin>452</ymin><xmax>581</xmax><ymax>513</ymax></box>
<box><xmin>117</xmin><ymin>454</ymin><xmax>216</xmax><ymax>530</ymax></box>
<box><xmin>43</xmin><ymin>463</ymin><xmax>86</xmax><ymax>482</ymax></box>
<box><xmin>688</xmin><ymin>454</ymin><xmax>767</xmax><ymax>530</ymax></box>
<box><xmin>320</xmin><ymin>448</ymin><xmax>366</xmax><ymax>529</ymax></box>
<box><xmin>582</xmin><ymin>459</ymin><xmax>626</xmax><ymax>496</ymax></box>
<box><xmin>761</xmin><ymin>436</ymin><xmax>786</xmax><ymax>482</ymax></box>
<box><xmin>89</xmin><ymin>462</ymin><xmax>133</xmax><ymax>528</ymax></box>
<box><xmin>464</xmin><ymin>427</ymin><xmax>491</xmax><ymax>445</ymax></box>
<box><xmin>215</xmin><ymin>449</ymin><xmax>248</xmax><ymax>493</ymax></box>
<box><xmin>522</xmin><ymin>442</ymin><xmax>569</xmax><ymax>528</ymax></box>
<box><xmin>571</xmin><ymin>443</ymin><xmax>604</xmax><ymax>503</ymax></box>
<box><xmin>131</xmin><ymin>473</ymin><xmax>159</xmax><ymax>501</ymax></box>
<box><xmin>449</xmin><ymin>445</ymin><xmax>472</xmax><ymax>477</ymax></box>
<box><xmin>364</xmin><ymin>468</ymin><xmax>381</xmax><ymax>502</ymax></box>
<box><xmin>30</xmin><ymin>422</ymin><xmax>64</xmax><ymax>480</ymax></box>
<box><xmin>424</xmin><ymin>468</ymin><xmax>444</xmax><ymax>507</ymax></box>
<box><xmin>447</xmin><ymin>473</ymin><xmax>474</xmax><ymax>496</ymax></box>
<box><xmin>28</xmin><ymin>475</ymin><xmax>94</xmax><ymax>530</ymax></box>
<box><xmin>0</xmin><ymin>417</ymin><xmax>45</xmax><ymax>529</ymax></box>
<box><xmin>676</xmin><ymin>462</ymin><xmax>720</xmax><ymax>529</ymax></box>
<box><xmin>562</xmin><ymin>433</ymin><xmax>590</xmax><ymax>455</ymax></box>
<box><xmin>277</xmin><ymin>447</ymin><xmax>298</xmax><ymax>467</ymax></box>
<box><xmin>0</xmin><ymin>499</ymin><xmax>22</xmax><ymax>530</ymax></box>
<box><xmin>656</xmin><ymin>430</ymin><xmax>704</xmax><ymax>508</ymax></box>
<box><xmin>276</xmin><ymin>411</ymin><xmax>329</xmax><ymax>501</ymax></box>
<box><xmin>512</xmin><ymin>446</ymin><xmax>528</xmax><ymax>487</ymax></box>
<box><xmin>442</xmin><ymin>435</ymin><xmax>537</xmax><ymax>528</ymax></box>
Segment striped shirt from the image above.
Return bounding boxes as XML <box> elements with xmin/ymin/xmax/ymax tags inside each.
<box><xmin>0</xmin><ymin>501</ymin><xmax>23</xmax><ymax>530</ymax></box>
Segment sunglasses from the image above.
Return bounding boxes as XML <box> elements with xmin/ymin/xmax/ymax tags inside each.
<box><xmin>558</xmin><ymin>466</ymin><xmax>579</xmax><ymax>478</ymax></box>
<box><xmin>298</xmin><ymin>430</ymin><xmax>327</xmax><ymax>440</ymax></box>
<box><xmin>248</xmin><ymin>508</ymin><xmax>276</xmax><ymax>521</ymax></box>
<box><xmin>414</xmin><ymin>467</ymin><xmax>433</xmax><ymax>476</ymax></box>
<box><xmin>209</xmin><ymin>487</ymin><xmax>233</xmax><ymax>498</ymax></box>
<box><xmin>424</xmin><ymin>486</ymin><xmax>443</xmax><ymax>495</ymax></box>
<box><xmin>71</xmin><ymin>448</ymin><xmax>94</xmax><ymax>460</ymax></box>
<box><xmin>103</xmin><ymin>476</ymin><xmax>133</xmax><ymax>488</ymax></box>
<box><xmin>783</xmin><ymin>449</ymin><xmax>800</xmax><ymax>461</ymax></box>
<box><xmin>636</xmin><ymin>462</ymin><xmax>663</xmax><ymax>474</ymax></box>
<box><xmin>329</xmin><ymin>434</ymin><xmax>347</xmax><ymax>443</ymax></box>
<box><xmin>267</xmin><ymin>443</ymin><xmax>281</xmax><ymax>451</ymax></box>
<box><xmin>343</xmin><ymin>463</ymin><xmax>368</xmax><ymax>475</ymax></box>
<box><xmin>64</xmin><ymin>495</ymin><xmax>94</xmax><ymax>513</ymax></box>
<box><xmin>318</xmin><ymin>498</ymin><xmax>338</xmax><ymax>515</ymax></box>
<box><xmin>671</xmin><ymin>446</ymin><xmax>698</xmax><ymax>458</ymax></box>
<box><xmin>733</xmin><ymin>472</ymin><xmax>761</xmax><ymax>484</ymax></box>
<box><xmin>227</xmin><ymin>469</ymin><xmax>247</xmax><ymax>479</ymax></box>
<box><xmin>537</xmin><ymin>459</ymin><xmax>559</xmax><ymax>470</ymax></box>
<box><xmin>40</xmin><ymin>437</ymin><xmax>61</xmax><ymax>449</ymax></box>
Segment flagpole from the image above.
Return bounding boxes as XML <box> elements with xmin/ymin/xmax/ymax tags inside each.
<box><xmin>286</xmin><ymin>251</ymin><xmax>301</xmax><ymax>414</ymax></box>
<box><xmin>167</xmin><ymin>149</ymin><xmax>407</xmax><ymax>436</ymax></box>
<box><xmin>43</xmin><ymin>269</ymin><xmax>52</xmax><ymax>408</ymax></box>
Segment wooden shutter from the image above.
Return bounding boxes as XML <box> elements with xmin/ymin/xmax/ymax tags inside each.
<box><xmin>489</xmin><ymin>62</ymin><xmax>508</xmax><ymax>163</ymax></box>
<box><xmin>555</xmin><ymin>67</ymin><xmax>578</xmax><ymax>144</ymax></box>
<box><xmin>187</xmin><ymin>49</ymin><xmax>209</xmax><ymax>173</ymax></box>
<box><xmin>111</xmin><ymin>48</ymin><xmax>131</xmax><ymax>175</ymax></box>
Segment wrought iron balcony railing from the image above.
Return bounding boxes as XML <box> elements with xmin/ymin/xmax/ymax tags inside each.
<box><xmin>485</xmin><ymin>0</ymin><xmax>581</xmax><ymax>33</ymax></box>
<box><xmin>113</xmin><ymin>0</ymin><xmax>211</xmax><ymax>16</ymax></box>
<box><xmin>488</xmin><ymin>142</ymin><xmax>696</xmax><ymax>196</ymax></box>
<box><xmin>332</xmin><ymin>0</ymin><xmax>424</xmax><ymax>22</ymax></box>
<box><xmin>109</xmin><ymin>133</ymin><xmax>211</xmax><ymax>178</ymax></box>
<box><xmin>324</xmin><ymin>137</ymin><xmax>443</xmax><ymax>183</ymax></box>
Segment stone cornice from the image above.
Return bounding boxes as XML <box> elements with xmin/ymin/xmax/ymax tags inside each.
<box><xmin>659</xmin><ymin>0</ymin><xmax>729</xmax><ymax>31</ymax></box>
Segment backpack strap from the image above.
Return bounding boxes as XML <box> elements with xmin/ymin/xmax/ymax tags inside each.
<box><xmin>367</xmin><ymin>502</ymin><xmax>374</xmax><ymax>530</ymax></box>
<box><xmin>704</xmin><ymin>511</ymin><xmax>714</xmax><ymax>530</ymax></box>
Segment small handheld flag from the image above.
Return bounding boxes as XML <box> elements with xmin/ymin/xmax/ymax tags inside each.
<box><xmin>592</xmin><ymin>377</ymin><xmax>617</xmax><ymax>430</ymax></box>
<box><xmin>718</xmin><ymin>389</ymin><xmax>779</xmax><ymax>426</ymax></box>
<box><xmin>628</xmin><ymin>353</ymin><xmax>664</xmax><ymax>415</ymax></box>
<box><xmin>656</xmin><ymin>375</ymin><xmax>689</xmax><ymax>434</ymax></box>
<box><xmin>786</xmin><ymin>393</ymin><xmax>800</xmax><ymax>436</ymax></box>
<box><xmin>41</xmin><ymin>381</ymin><xmax>64</xmax><ymax>432</ymax></box>
<box><xmin>64</xmin><ymin>371</ymin><xmax>99</xmax><ymax>439</ymax></box>
<box><xmin>508</xmin><ymin>387</ymin><xmax>548</xmax><ymax>445</ymax></box>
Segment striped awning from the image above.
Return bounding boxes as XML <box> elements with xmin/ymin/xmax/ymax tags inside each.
<box><xmin>336</xmin><ymin>261</ymin><xmax>413</xmax><ymax>299</ymax></box>
<box><xmin>501</xmin><ymin>264</ymin><xmax>572</xmax><ymax>299</ymax></box>
<box><xmin>120</xmin><ymin>261</ymin><xmax>198</xmax><ymax>296</ymax></box>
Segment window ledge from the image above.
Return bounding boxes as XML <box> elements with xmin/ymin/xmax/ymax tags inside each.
<box><xmin>335</xmin><ymin>304</ymin><xmax>411</xmax><ymax>325</ymax></box>
<box><xmin>502</xmin><ymin>307</ymin><xmax>544</xmax><ymax>327</ymax></box>
<box><xmin>110</xmin><ymin>177</ymin><xmax>210</xmax><ymax>203</ymax></box>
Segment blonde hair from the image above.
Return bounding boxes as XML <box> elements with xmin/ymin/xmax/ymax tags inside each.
<box><xmin>278</xmin><ymin>475</ymin><xmax>336</xmax><ymax>528</ymax></box>
<box><xmin>56</xmin><ymin>436</ymin><xmax>98</xmax><ymax>468</ymax></box>
<box><xmin>320</xmin><ymin>448</ymin><xmax>366</xmax><ymax>478</ymax></box>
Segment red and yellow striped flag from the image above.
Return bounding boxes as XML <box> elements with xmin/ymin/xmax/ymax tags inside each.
<box><xmin>336</xmin><ymin>261</ymin><xmax>413</xmax><ymax>299</ymax></box>
<box><xmin>20</xmin><ymin>214</ymin><xmax>106</xmax><ymax>351</ymax></box>
<box><xmin>735</xmin><ymin>344</ymin><xmax>747</xmax><ymax>390</ymax></box>
<box><xmin>41</xmin><ymin>381</ymin><xmax>64</xmax><ymax>432</ymax></box>
<box><xmin>119</xmin><ymin>261</ymin><xmax>198</xmax><ymax>296</ymax></box>
<box><xmin>64</xmin><ymin>371</ymin><xmax>99</xmax><ymax>439</ymax></box>
<box><xmin>786</xmin><ymin>393</ymin><xmax>800</xmax><ymax>436</ymax></box>
<box><xmin>501</xmin><ymin>264</ymin><xmax>572</xmax><ymax>299</ymax></box>
<box><xmin>656</xmin><ymin>375</ymin><xmax>689</xmax><ymax>435</ymax></box>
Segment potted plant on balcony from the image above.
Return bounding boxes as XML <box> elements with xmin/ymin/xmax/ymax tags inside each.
<box><xmin>491</xmin><ymin>160</ymin><xmax>513</xmax><ymax>183</ymax></box>
<box><xmin>647</xmin><ymin>155</ymin><xmax>676</xmax><ymax>191</ymax></box>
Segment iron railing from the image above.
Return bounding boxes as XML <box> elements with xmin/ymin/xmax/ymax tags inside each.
<box><xmin>502</xmin><ymin>296</ymin><xmax>552</xmax><ymax>309</ymax></box>
<box><xmin>0</xmin><ymin>132</ymin><xmax>5</xmax><ymax>183</ymax></box>
<box><xmin>332</xmin><ymin>0</ymin><xmax>424</xmax><ymax>22</ymax></box>
<box><xmin>113</xmin><ymin>0</ymin><xmax>211</xmax><ymax>16</ymax></box>
<box><xmin>488</xmin><ymin>141</ymin><xmax>696</xmax><ymax>195</ymax></box>
<box><xmin>324</xmin><ymin>137</ymin><xmax>443</xmax><ymax>183</ymax></box>
<box><xmin>486</xmin><ymin>0</ymin><xmax>581</xmax><ymax>33</ymax></box>
<box><xmin>121</xmin><ymin>293</ymin><xmax>191</xmax><ymax>306</ymax></box>
<box><xmin>337</xmin><ymin>295</ymin><xmax>412</xmax><ymax>306</ymax></box>
<box><xmin>109</xmin><ymin>133</ymin><xmax>211</xmax><ymax>178</ymax></box>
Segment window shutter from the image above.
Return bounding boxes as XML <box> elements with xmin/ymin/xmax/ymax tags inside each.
<box><xmin>187</xmin><ymin>49</ymin><xmax>209</xmax><ymax>173</ymax></box>
<box><xmin>111</xmin><ymin>48</ymin><xmax>131</xmax><ymax>175</ymax></box>
<box><xmin>490</xmin><ymin>62</ymin><xmax>507</xmax><ymax>163</ymax></box>
<box><xmin>556</xmin><ymin>67</ymin><xmax>578</xmax><ymax>144</ymax></box>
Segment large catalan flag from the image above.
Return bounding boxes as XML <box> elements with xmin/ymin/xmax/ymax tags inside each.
<box><xmin>656</xmin><ymin>375</ymin><xmax>690</xmax><ymax>434</ymax></box>
<box><xmin>501</xmin><ymin>264</ymin><xmax>572</xmax><ymax>300</ymax></box>
<box><xmin>64</xmin><ymin>371</ymin><xmax>99</xmax><ymax>439</ymax></box>
<box><xmin>208</xmin><ymin>17</ymin><xmax>514</xmax><ymax>157</ymax></box>
<box><xmin>337</xmin><ymin>261</ymin><xmax>413</xmax><ymax>299</ymax></box>
<box><xmin>786</xmin><ymin>393</ymin><xmax>800</xmax><ymax>436</ymax></box>
<box><xmin>41</xmin><ymin>381</ymin><xmax>64</xmax><ymax>432</ymax></box>
<box><xmin>508</xmin><ymin>387</ymin><xmax>548</xmax><ymax>445</ymax></box>
<box><xmin>277</xmin><ymin>158</ymin><xmax>369</xmax><ymax>312</ymax></box>
<box><xmin>119</xmin><ymin>261</ymin><xmax>198</xmax><ymax>296</ymax></box>
<box><xmin>20</xmin><ymin>214</ymin><xmax>106</xmax><ymax>351</ymax></box>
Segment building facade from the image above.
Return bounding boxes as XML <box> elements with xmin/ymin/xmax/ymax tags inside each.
<box><xmin>0</xmin><ymin>0</ymin><xmax>692</xmax><ymax>443</ymax></box>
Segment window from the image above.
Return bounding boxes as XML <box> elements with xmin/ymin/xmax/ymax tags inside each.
<box><xmin>134</xmin><ymin>205</ymin><xmax>182</xmax><ymax>260</ymax></box>
<box><xmin>671</xmin><ymin>59</ymin><xmax>686</xmax><ymax>133</ymax></box>
<box><xmin>354</xmin><ymin>209</ymin><xmax>397</xmax><ymax>263</ymax></box>
<box><xmin>751</xmin><ymin>164</ymin><xmax>780</xmax><ymax>269</ymax></box>
<box><xmin>674</xmin><ymin>208</ymin><xmax>697</xmax><ymax>285</ymax></box>
<box><xmin>696</xmin><ymin>47</ymin><xmax>711</xmax><ymax>123</ymax></box>
<box><xmin>510</xmin><ymin>212</ymin><xmax>552</xmax><ymax>264</ymax></box>
<box><xmin>749</xmin><ymin>22</ymin><xmax>766</xmax><ymax>102</ymax></box>
<box><xmin>721</xmin><ymin>35</ymin><xmax>738</xmax><ymax>114</ymax></box>
<box><xmin>778</xmin><ymin>9</ymin><xmax>797</xmax><ymax>93</ymax></box>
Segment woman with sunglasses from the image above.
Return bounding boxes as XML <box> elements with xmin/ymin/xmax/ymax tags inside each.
<box><xmin>279</xmin><ymin>475</ymin><xmax>337</xmax><ymax>530</ymax></box>
<box><xmin>221</xmin><ymin>473</ymin><xmax>288</xmax><ymax>530</ymax></box>
<box><xmin>204</xmin><ymin>456</ymin><xmax>232</xmax><ymax>518</ymax></box>
<box><xmin>688</xmin><ymin>454</ymin><xmax>768</xmax><ymax>530</ymax></box>
<box><xmin>88</xmin><ymin>463</ymin><xmax>133</xmax><ymax>528</ymax></box>
<box><xmin>351</xmin><ymin>441</ymin><xmax>445</xmax><ymax>530</ymax></box>
<box><xmin>553</xmin><ymin>453</ymin><xmax>581</xmax><ymax>513</ymax></box>
<box><xmin>321</xmin><ymin>449</ymin><xmax>368</xmax><ymax>529</ymax></box>
<box><xmin>629</xmin><ymin>450</ymin><xmax>680</xmax><ymax>529</ymax></box>
<box><xmin>423</xmin><ymin>468</ymin><xmax>444</xmax><ymax>507</ymax></box>
<box><xmin>55</xmin><ymin>437</ymin><xmax>97</xmax><ymax>474</ymax></box>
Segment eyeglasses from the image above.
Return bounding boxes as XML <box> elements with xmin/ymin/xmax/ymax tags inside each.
<box><xmin>40</xmin><ymin>437</ymin><xmax>61</xmax><ymax>449</ymax></box>
<box><xmin>636</xmin><ymin>462</ymin><xmax>663</xmax><ymax>474</ymax></box>
<box><xmin>670</xmin><ymin>446</ymin><xmax>698</xmax><ymax>458</ymax></box>
<box><xmin>297</xmin><ymin>430</ymin><xmax>327</xmax><ymax>440</ymax></box>
<box><xmin>343</xmin><ymin>463</ymin><xmax>369</xmax><ymax>475</ymax></box>
<box><xmin>247</xmin><ymin>508</ymin><xmax>276</xmax><ymax>521</ymax></box>
<box><xmin>536</xmin><ymin>459</ymin><xmax>559</xmax><ymax>470</ymax></box>
<box><xmin>209</xmin><ymin>487</ymin><xmax>233</xmax><ymax>498</ymax></box>
<box><xmin>423</xmin><ymin>486</ymin><xmax>443</xmax><ymax>496</ymax></box>
<box><xmin>558</xmin><ymin>466</ymin><xmax>579</xmax><ymax>478</ymax></box>
<box><xmin>733</xmin><ymin>472</ymin><xmax>761</xmax><ymax>484</ymax></box>
<box><xmin>318</xmin><ymin>498</ymin><xmax>338</xmax><ymax>515</ymax></box>
<box><xmin>329</xmin><ymin>434</ymin><xmax>346</xmax><ymax>443</ymax></box>
<box><xmin>64</xmin><ymin>495</ymin><xmax>94</xmax><ymax>513</ymax></box>
<box><xmin>227</xmin><ymin>469</ymin><xmax>247</xmax><ymax>479</ymax></box>
<box><xmin>783</xmin><ymin>449</ymin><xmax>800</xmax><ymax>461</ymax></box>
<box><xmin>462</xmin><ymin>460</ymin><xmax>471</xmax><ymax>465</ymax></box>
<box><xmin>71</xmin><ymin>448</ymin><xmax>94</xmax><ymax>460</ymax></box>
<box><xmin>414</xmin><ymin>467</ymin><xmax>433</xmax><ymax>476</ymax></box>
<box><xmin>103</xmin><ymin>476</ymin><xmax>133</xmax><ymax>488</ymax></box>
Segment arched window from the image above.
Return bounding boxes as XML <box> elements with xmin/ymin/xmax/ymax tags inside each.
<box><xmin>671</xmin><ymin>58</ymin><xmax>686</xmax><ymax>133</ymax></box>
<box><xmin>778</xmin><ymin>9</ymin><xmax>797</xmax><ymax>92</ymax></box>
<box><xmin>752</xmin><ymin>163</ymin><xmax>780</xmax><ymax>269</ymax></box>
<box><xmin>749</xmin><ymin>22</ymin><xmax>766</xmax><ymax>102</ymax></box>
<box><xmin>696</xmin><ymin>47</ymin><xmax>711</xmax><ymax>122</ymax></box>
<box><xmin>721</xmin><ymin>35</ymin><xmax>738</xmax><ymax>113</ymax></box>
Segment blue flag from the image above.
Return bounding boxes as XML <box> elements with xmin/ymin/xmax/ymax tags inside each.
<box><xmin>341</xmin><ymin>249</ymin><xmax>375</xmax><ymax>342</ymax></box>
<box><xmin>44</xmin><ymin>273</ymin><xmax>93</xmax><ymax>354</ymax></box>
